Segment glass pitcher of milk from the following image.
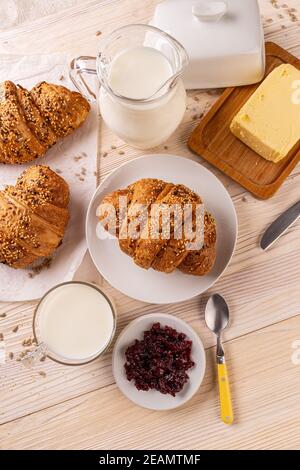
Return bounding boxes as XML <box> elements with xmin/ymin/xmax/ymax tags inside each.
<box><xmin>70</xmin><ymin>24</ymin><xmax>189</xmax><ymax>149</ymax></box>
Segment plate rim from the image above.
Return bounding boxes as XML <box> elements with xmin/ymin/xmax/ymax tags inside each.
<box><xmin>112</xmin><ymin>312</ymin><xmax>207</xmax><ymax>410</ymax></box>
<box><xmin>86</xmin><ymin>153</ymin><xmax>238</xmax><ymax>304</ymax></box>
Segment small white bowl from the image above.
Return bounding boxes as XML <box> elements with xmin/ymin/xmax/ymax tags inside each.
<box><xmin>112</xmin><ymin>313</ymin><xmax>206</xmax><ymax>410</ymax></box>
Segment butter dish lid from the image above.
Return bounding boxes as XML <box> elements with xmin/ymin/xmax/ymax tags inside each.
<box><xmin>151</xmin><ymin>0</ymin><xmax>265</xmax><ymax>89</ymax></box>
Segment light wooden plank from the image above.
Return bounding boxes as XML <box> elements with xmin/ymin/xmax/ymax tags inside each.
<box><xmin>1</xmin><ymin>314</ymin><xmax>300</xmax><ymax>450</ymax></box>
<box><xmin>0</xmin><ymin>0</ymin><xmax>156</xmax><ymax>55</ymax></box>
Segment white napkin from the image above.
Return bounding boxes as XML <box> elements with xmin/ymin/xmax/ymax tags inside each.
<box><xmin>0</xmin><ymin>53</ymin><xmax>98</xmax><ymax>301</ymax></box>
<box><xmin>0</xmin><ymin>1</ymin><xmax>83</xmax><ymax>31</ymax></box>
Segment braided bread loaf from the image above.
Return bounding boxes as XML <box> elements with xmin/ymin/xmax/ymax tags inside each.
<box><xmin>0</xmin><ymin>166</ymin><xmax>70</xmax><ymax>269</ymax></box>
<box><xmin>0</xmin><ymin>81</ymin><xmax>90</xmax><ymax>164</ymax></box>
<box><xmin>99</xmin><ymin>178</ymin><xmax>216</xmax><ymax>276</ymax></box>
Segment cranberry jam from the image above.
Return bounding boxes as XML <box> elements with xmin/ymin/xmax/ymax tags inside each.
<box><xmin>124</xmin><ymin>322</ymin><xmax>195</xmax><ymax>396</ymax></box>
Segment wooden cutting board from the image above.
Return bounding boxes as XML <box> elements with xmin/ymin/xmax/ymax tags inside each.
<box><xmin>188</xmin><ymin>42</ymin><xmax>300</xmax><ymax>199</ymax></box>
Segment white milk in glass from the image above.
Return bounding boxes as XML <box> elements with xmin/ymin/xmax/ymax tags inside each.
<box><xmin>108</xmin><ymin>46</ymin><xmax>173</xmax><ymax>100</ymax></box>
<box><xmin>99</xmin><ymin>46</ymin><xmax>187</xmax><ymax>149</ymax></box>
<box><xmin>38</xmin><ymin>283</ymin><xmax>114</xmax><ymax>361</ymax></box>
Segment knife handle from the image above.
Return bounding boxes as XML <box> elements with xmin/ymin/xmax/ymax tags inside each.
<box><xmin>217</xmin><ymin>362</ymin><xmax>234</xmax><ymax>425</ymax></box>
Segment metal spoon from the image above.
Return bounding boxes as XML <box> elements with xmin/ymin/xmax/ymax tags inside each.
<box><xmin>205</xmin><ymin>294</ymin><xmax>233</xmax><ymax>425</ymax></box>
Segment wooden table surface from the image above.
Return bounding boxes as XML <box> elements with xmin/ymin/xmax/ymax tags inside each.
<box><xmin>0</xmin><ymin>0</ymin><xmax>300</xmax><ymax>451</ymax></box>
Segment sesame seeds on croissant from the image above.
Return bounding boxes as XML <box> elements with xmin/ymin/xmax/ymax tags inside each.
<box><xmin>0</xmin><ymin>80</ymin><xmax>90</xmax><ymax>165</ymax></box>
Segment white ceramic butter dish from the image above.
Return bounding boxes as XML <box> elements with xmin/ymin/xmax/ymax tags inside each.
<box><xmin>151</xmin><ymin>0</ymin><xmax>265</xmax><ymax>89</ymax></box>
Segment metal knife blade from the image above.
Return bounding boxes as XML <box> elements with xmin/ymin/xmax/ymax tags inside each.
<box><xmin>261</xmin><ymin>200</ymin><xmax>300</xmax><ymax>250</ymax></box>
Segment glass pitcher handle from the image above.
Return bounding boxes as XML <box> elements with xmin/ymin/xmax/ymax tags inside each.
<box><xmin>69</xmin><ymin>56</ymin><xmax>97</xmax><ymax>103</ymax></box>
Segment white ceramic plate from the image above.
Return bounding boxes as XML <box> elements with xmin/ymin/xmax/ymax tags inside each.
<box><xmin>112</xmin><ymin>313</ymin><xmax>206</xmax><ymax>410</ymax></box>
<box><xmin>86</xmin><ymin>154</ymin><xmax>237</xmax><ymax>304</ymax></box>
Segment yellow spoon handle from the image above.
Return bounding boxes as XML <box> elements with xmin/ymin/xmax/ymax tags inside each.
<box><xmin>217</xmin><ymin>362</ymin><xmax>233</xmax><ymax>425</ymax></box>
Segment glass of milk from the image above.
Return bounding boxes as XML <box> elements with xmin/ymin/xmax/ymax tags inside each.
<box><xmin>70</xmin><ymin>24</ymin><xmax>189</xmax><ymax>149</ymax></box>
<box><xmin>23</xmin><ymin>282</ymin><xmax>116</xmax><ymax>366</ymax></box>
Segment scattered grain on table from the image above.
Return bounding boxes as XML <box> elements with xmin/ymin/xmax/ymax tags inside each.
<box><xmin>270</xmin><ymin>0</ymin><xmax>279</xmax><ymax>8</ymax></box>
<box><xmin>289</xmin><ymin>13</ymin><xmax>298</xmax><ymax>21</ymax></box>
<box><xmin>22</xmin><ymin>338</ymin><xmax>34</xmax><ymax>348</ymax></box>
<box><xmin>16</xmin><ymin>351</ymin><xmax>28</xmax><ymax>361</ymax></box>
<box><xmin>28</xmin><ymin>258</ymin><xmax>52</xmax><ymax>278</ymax></box>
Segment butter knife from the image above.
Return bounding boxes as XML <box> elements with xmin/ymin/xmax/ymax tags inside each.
<box><xmin>261</xmin><ymin>200</ymin><xmax>300</xmax><ymax>250</ymax></box>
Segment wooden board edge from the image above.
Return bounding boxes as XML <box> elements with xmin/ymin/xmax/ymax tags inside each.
<box><xmin>188</xmin><ymin>41</ymin><xmax>300</xmax><ymax>199</ymax></box>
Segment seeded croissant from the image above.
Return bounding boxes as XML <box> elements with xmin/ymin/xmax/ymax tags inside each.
<box><xmin>99</xmin><ymin>178</ymin><xmax>216</xmax><ymax>276</ymax></box>
<box><xmin>0</xmin><ymin>81</ymin><xmax>90</xmax><ymax>164</ymax></box>
<box><xmin>0</xmin><ymin>166</ymin><xmax>70</xmax><ymax>269</ymax></box>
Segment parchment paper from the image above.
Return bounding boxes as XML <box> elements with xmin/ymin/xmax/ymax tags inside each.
<box><xmin>0</xmin><ymin>52</ymin><xmax>98</xmax><ymax>301</ymax></box>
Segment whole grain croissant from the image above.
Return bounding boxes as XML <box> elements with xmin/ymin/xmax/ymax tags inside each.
<box><xmin>0</xmin><ymin>166</ymin><xmax>70</xmax><ymax>269</ymax></box>
<box><xmin>99</xmin><ymin>178</ymin><xmax>216</xmax><ymax>276</ymax></box>
<box><xmin>0</xmin><ymin>81</ymin><xmax>90</xmax><ymax>164</ymax></box>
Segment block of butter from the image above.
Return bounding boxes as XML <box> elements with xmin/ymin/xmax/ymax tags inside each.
<box><xmin>230</xmin><ymin>64</ymin><xmax>300</xmax><ymax>163</ymax></box>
